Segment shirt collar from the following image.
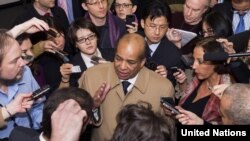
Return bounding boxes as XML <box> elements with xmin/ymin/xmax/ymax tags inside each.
<box><xmin>146</xmin><ymin>38</ymin><xmax>161</xmax><ymax>56</ymax></box>
<box><xmin>39</xmin><ymin>132</ymin><xmax>47</xmax><ymax>141</ymax></box>
<box><xmin>120</xmin><ymin>74</ymin><xmax>138</xmax><ymax>86</ymax></box>
<box><xmin>80</xmin><ymin>49</ymin><xmax>103</xmax><ymax>68</ymax></box>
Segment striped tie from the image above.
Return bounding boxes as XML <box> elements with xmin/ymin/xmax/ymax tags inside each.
<box><xmin>235</xmin><ymin>13</ymin><xmax>246</xmax><ymax>34</ymax></box>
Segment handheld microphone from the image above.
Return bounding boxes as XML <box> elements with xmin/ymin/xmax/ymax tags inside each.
<box><xmin>204</xmin><ymin>52</ymin><xmax>250</xmax><ymax>61</ymax></box>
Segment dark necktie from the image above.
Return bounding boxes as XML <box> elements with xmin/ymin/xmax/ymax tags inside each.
<box><xmin>235</xmin><ymin>13</ymin><xmax>246</xmax><ymax>34</ymax></box>
<box><xmin>149</xmin><ymin>48</ymin><xmax>152</xmax><ymax>57</ymax></box>
<box><xmin>122</xmin><ymin>81</ymin><xmax>131</xmax><ymax>95</ymax></box>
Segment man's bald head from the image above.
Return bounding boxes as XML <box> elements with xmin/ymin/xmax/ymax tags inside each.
<box><xmin>220</xmin><ymin>83</ymin><xmax>250</xmax><ymax>125</ymax></box>
<box><xmin>114</xmin><ymin>33</ymin><xmax>146</xmax><ymax>80</ymax></box>
<box><xmin>116</xmin><ymin>33</ymin><xmax>146</xmax><ymax>60</ymax></box>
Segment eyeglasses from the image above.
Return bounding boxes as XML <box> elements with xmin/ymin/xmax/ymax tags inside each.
<box><xmin>144</xmin><ymin>23</ymin><xmax>168</xmax><ymax>31</ymax></box>
<box><xmin>86</xmin><ymin>0</ymin><xmax>106</xmax><ymax>6</ymax></box>
<box><xmin>77</xmin><ymin>34</ymin><xmax>96</xmax><ymax>44</ymax></box>
<box><xmin>114</xmin><ymin>3</ymin><xmax>133</xmax><ymax>9</ymax></box>
<box><xmin>199</xmin><ymin>28</ymin><xmax>214</xmax><ymax>36</ymax></box>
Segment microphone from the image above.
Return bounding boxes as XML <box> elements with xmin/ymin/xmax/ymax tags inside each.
<box><xmin>204</xmin><ymin>52</ymin><xmax>250</xmax><ymax>61</ymax></box>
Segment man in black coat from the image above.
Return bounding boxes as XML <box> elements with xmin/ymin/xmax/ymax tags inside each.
<box><xmin>140</xmin><ymin>1</ymin><xmax>185</xmax><ymax>86</ymax></box>
<box><xmin>213</xmin><ymin>0</ymin><xmax>250</xmax><ymax>34</ymax></box>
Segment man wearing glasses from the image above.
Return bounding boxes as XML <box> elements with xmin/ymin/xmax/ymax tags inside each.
<box><xmin>112</xmin><ymin>0</ymin><xmax>140</xmax><ymax>33</ymax></box>
<box><xmin>113</xmin><ymin>0</ymin><xmax>137</xmax><ymax>21</ymax></box>
<box><xmin>81</xmin><ymin>0</ymin><xmax>126</xmax><ymax>49</ymax></box>
<box><xmin>140</xmin><ymin>1</ymin><xmax>185</xmax><ymax>86</ymax></box>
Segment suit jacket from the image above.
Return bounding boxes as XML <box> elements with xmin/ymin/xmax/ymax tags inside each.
<box><xmin>9</xmin><ymin>126</ymin><xmax>40</xmax><ymax>141</ymax></box>
<box><xmin>70</xmin><ymin>53</ymin><xmax>87</xmax><ymax>87</ymax></box>
<box><xmin>228</xmin><ymin>30</ymin><xmax>250</xmax><ymax>52</ymax></box>
<box><xmin>69</xmin><ymin>48</ymin><xmax>115</xmax><ymax>87</ymax></box>
<box><xmin>72</xmin><ymin>0</ymin><xmax>85</xmax><ymax>19</ymax></box>
<box><xmin>146</xmin><ymin>37</ymin><xmax>185</xmax><ymax>86</ymax></box>
<box><xmin>212</xmin><ymin>2</ymin><xmax>233</xmax><ymax>25</ymax></box>
<box><xmin>36</xmin><ymin>52</ymin><xmax>64</xmax><ymax>93</ymax></box>
<box><xmin>13</xmin><ymin>3</ymin><xmax>69</xmax><ymax>31</ymax></box>
<box><xmin>78</xmin><ymin>63</ymin><xmax>175</xmax><ymax>141</ymax></box>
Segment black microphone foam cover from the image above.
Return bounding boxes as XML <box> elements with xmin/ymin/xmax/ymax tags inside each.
<box><xmin>203</xmin><ymin>52</ymin><xmax>228</xmax><ymax>61</ymax></box>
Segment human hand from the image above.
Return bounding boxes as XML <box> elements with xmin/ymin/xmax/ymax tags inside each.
<box><xmin>173</xmin><ymin>69</ymin><xmax>187</xmax><ymax>84</ymax></box>
<box><xmin>9</xmin><ymin>17</ymin><xmax>49</xmax><ymax>38</ymax></box>
<box><xmin>60</xmin><ymin>63</ymin><xmax>73</xmax><ymax>81</ymax></box>
<box><xmin>7</xmin><ymin>93</ymin><xmax>33</xmax><ymax>116</ymax></box>
<box><xmin>38</xmin><ymin>40</ymin><xmax>59</xmax><ymax>53</ymax></box>
<box><xmin>216</xmin><ymin>38</ymin><xmax>236</xmax><ymax>63</ymax></box>
<box><xmin>93</xmin><ymin>82</ymin><xmax>111</xmax><ymax>108</ymax></box>
<box><xmin>155</xmin><ymin>65</ymin><xmax>167</xmax><ymax>77</ymax></box>
<box><xmin>126</xmin><ymin>22</ymin><xmax>138</xmax><ymax>33</ymax></box>
<box><xmin>22</xmin><ymin>17</ymin><xmax>49</xmax><ymax>34</ymax></box>
<box><xmin>166</xmin><ymin>28</ymin><xmax>181</xmax><ymax>48</ymax></box>
<box><xmin>50</xmin><ymin>99</ymin><xmax>88</xmax><ymax>141</ymax></box>
<box><xmin>175</xmin><ymin>106</ymin><xmax>204</xmax><ymax>125</ymax></box>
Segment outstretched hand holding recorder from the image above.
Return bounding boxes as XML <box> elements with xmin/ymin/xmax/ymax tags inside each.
<box><xmin>32</xmin><ymin>85</ymin><xmax>50</xmax><ymax>100</ymax></box>
<box><xmin>160</xmin><ymin>97</ymin><xmax>180</xmax><ymax>115</ymax></box>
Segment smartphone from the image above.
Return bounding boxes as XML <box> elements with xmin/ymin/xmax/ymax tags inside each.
<box><xmin>126</xmin><ymin>15</ymin><xmax>135</xmax><ymax>26</ymax></box>
<box><xmin>91</xmin><ymin>56</ymin><xmax>102</xmax><ymax>64</ymax></box>
<box><xmin>55</xmin><ymin>50</ymin><xmax>70</xmax><ymax>63</ymax></box>
<box><xmin>32</xmin><ymin>85</ymin><xmax>50</xmax><ymax>100</ymax></box>
<box><xmin>160</xmin><ymin>97</ymin><xmax>180</xmax><ymax>115</ymax></box>
<box><xmin>170</xmin><ymin>67</ymin><xmax>179</xmax><ymax>73</ymax></box>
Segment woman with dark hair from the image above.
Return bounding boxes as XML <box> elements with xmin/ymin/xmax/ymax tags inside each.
<box><xmin>35</xmin><ymin>16</ymin><xmax>69</xmax><ymax>93</ymax></box>
<box><xmin>110</xmin><ymin>102</ymin><xmax>176</xmax><ymax>141</ymax></box>
<box><xmin>172</xmin><ymin>37</ymin><xmax>232</xmax><ymax>124</ymax></box>
<box><xmin>170</xmin><ymin>11</ymin><xmax>233</xmax><ymax>54</ymax></box>
<box><xmin>60</xmin><ymin>18</ymin><xmax>113</xmax><ymax>87</ymax></box>
<box><xmin>201</xmin><ymin>11</ymin><xmax>233</xmax><ymax>37</ymax></box>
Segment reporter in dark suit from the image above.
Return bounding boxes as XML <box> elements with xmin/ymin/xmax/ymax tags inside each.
<box><xmin>140</xmin><ymin>0</ymin><xmax>185</xmax><ymax>86</ymax></box>
<box><xmin>213</xmin><ymin>0</ymin><xmax>250</xmax><ymax>34</ymax></box>
<box><xmin>61</xmin><ymin>18</ymin><xmax>114</xmax><ymax>87</ymax></box>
